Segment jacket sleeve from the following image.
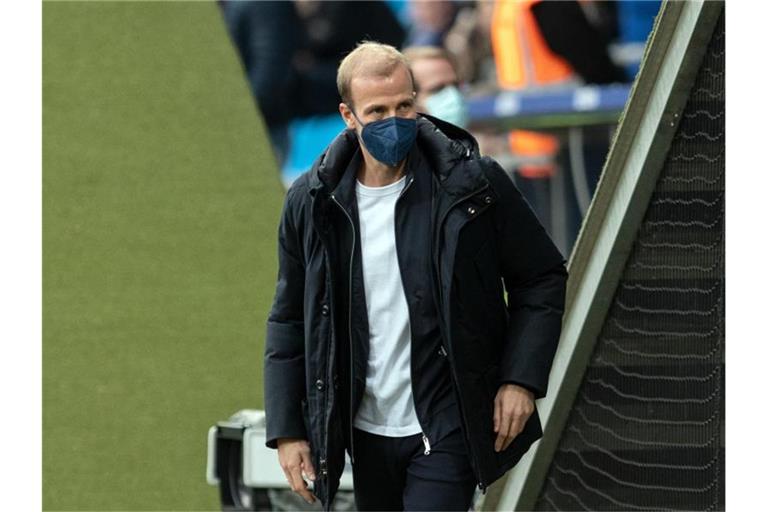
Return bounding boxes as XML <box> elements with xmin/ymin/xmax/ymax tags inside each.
<box><xmin>264</xmin><ymin>183</ymin><xmax>308</xmax><ymax>449</ymax></box>
<box><xmin>482</xmin><ymin>157</ymin><xmax>568</xmax><ymax>399</ymax></box>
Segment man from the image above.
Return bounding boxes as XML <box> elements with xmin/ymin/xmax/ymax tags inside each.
<box><xmin>264</xmin><ymin>42</ymin><xmax>567</xmax><ymax>511</ymax></box>
<box><xmin>403</xmin><ymin>46</ymin><xmax>468</xmax><ymax>129</ymax></box>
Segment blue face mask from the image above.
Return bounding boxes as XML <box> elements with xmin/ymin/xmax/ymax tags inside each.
<box><xmin>352</xmin><ymin>112</ymin><xmax>417</xmax><ymax>167</ymax></box>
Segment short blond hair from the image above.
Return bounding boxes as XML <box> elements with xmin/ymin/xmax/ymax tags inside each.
<box><xmin>337</xmin><ymin>41</ymin><xmax>414</xmax><ymax>107</ymax></box>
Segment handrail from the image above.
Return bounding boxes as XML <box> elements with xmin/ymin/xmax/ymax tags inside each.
<box><xmin>467</xmin><ymin>83</ymin><xmax>632</xmax><ymax>131</ymax></box>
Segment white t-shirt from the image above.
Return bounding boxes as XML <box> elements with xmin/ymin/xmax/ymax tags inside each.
<box><xmin>352</xmin><ymin>175</ymin><xmax>422</xmax><ymax>437</ymax></box>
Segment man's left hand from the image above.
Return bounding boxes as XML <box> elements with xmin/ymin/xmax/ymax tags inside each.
<box><xmin>493</xmin><ymin>383</ymin><xmax>535</xmax><ymax>452</ymax></box>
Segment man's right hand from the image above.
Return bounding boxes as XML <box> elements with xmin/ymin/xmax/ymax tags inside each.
<box><xmin>276</xmin><ymin>438</ymin><xmax>317</xmax><ymax>504</ymax></box>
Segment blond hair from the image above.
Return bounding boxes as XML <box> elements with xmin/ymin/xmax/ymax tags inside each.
<box><xmin>337</xmin><ymin>41</ymin><xmax>414</xmax><ymax>108</ymax></box>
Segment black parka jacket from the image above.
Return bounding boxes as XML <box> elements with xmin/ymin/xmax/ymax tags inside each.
<box><xmin>264</xmin><ymin>115</ymin><xmax>567</xmax><ymax>510</ymax></box>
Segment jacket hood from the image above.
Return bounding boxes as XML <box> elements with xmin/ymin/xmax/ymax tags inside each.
<box><xmin>306</xmin><ymin>113</ymin><xmax>482</xmax><ymax>195</ymax></box>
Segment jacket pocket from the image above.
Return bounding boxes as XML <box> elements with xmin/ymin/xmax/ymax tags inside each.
<box><xmin>471</xmin><ymin>246</ymin><xmax>507</xmax><ymax>355</ymax></box>
<box><xmin>495</xmin><ymin>407</ymin><xmax>542</xmax><ymax>473</ymax></box>
<box><xmin>482</xmin><ymin>364</ymin><xmax>542</xmax><ymax>463</ymax></box>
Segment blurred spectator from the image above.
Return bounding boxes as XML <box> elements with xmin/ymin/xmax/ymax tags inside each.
<box><xmin>443</xmin><ymin>0</ymin><xmax>497</xmax><ymax>90</ymax></box>
<box><xmin>490</xmin><ymin>0</ymin><xmax>580</xmax><ymax>181</ymax></box>
<box><xmin>488</xmin><ymin>0</ymin><xmax>627</xmax><ymax>255</ymax></box>
<box><xmin>403</xmin><ymin>46</ymin><xmax>468</xmax><ymax>128</ymax></box>
<box><xmin>219</xmin><ymin>0</ymin><xmax>301</xmax><ymax>166</ymax></box>
<box><xmin>221</xmin><ymin>0</ymin><xmax>405</xmax><ymax>170</ymax></box>
<box><xmin>404</xmin><ymin>0</ymin><xmax>458</xmax><ymax>47</ymax></box>
<box><xmin>272</xmin><ymin>1</ymin><xmax>406</xmax><ymax>186</ymax></box>
<box><xmin>291</xmin><ymin>0</ymin><xmax>406</xmax><ymax>118</ymax></box>
<box><xmin>530</xmin><ymin>0</ymin><xmax>626</xmax><ymax>84</ymax></box>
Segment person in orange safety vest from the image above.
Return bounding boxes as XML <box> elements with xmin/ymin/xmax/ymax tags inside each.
<box><xmin>491</xmin><ymin>0</ymin><xmax>577</xmax><ymax>179</ymax></box>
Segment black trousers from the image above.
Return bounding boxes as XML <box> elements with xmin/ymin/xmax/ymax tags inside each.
<box><xmin>351</xmin><ymin>426</ymin><xmax>478</xmax><ymax>511</ymax></box>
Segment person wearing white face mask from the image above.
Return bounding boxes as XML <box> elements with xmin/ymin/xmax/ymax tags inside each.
<box><xmin>403</xmin><ymin>46</ymin><xmax>469</xmax><ymax>129</ymax></box>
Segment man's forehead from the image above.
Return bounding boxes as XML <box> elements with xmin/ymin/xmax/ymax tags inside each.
<box><xmin>349</xmin><ymin>65</ymin><xmax>414</xmax><ymax>106</ymax></box>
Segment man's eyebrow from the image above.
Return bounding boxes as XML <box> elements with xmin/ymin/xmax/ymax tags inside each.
<box><xmin>363</xmin><ymin>103</ymin><xmax>385</xmax><ymax>114</ymax></box>
<box><xmin>362</xmin><ymin>97</ymin><xmax>414</xmax><ymax>114</ymax></box>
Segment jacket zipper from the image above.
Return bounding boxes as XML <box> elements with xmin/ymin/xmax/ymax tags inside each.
<box><xmin>433</xmin><ymin>183</ymin><xmax>490</xmax><ymax>492</ymax></box>
<box><xmin>393</xmin><ymin>176</ymin><xmax>434</xmax><ymax>453</ymax></box>
<box><xmin>330</xmin><ymin>192</ymin><xmax>357</xmax><ymax>464</ymax></box>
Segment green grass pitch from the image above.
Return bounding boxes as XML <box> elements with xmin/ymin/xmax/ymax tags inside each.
<box><xmin>43</xmin><ymin>2</ymin><xmax>284</xmax><ymax>509</ymax></box>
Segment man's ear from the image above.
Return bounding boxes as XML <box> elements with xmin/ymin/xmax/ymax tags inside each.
<box><xmin>339</xmin><ymin>103</ymin><xmax>356</xmax><ymax>130</ymax></box>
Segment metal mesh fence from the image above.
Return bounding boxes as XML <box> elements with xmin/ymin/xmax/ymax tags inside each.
<box><xmin>534</xmin><ymin>11</ymin><xmax>724</xmax><ymax>512</ymax></box>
